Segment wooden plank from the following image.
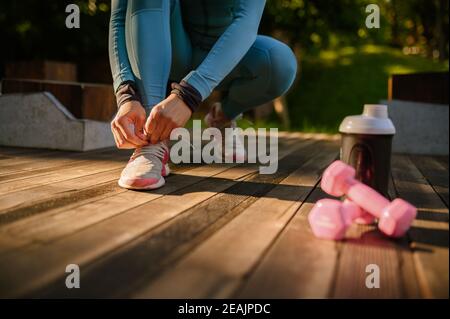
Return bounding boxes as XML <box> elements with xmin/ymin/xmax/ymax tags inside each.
<box><xmin>81</xmin><ymin>85</ymin><xmax>117</xmax><ymax>122</ymax></box>
<box><xmin>0</xmin><ymin>147</ymin><xmax>58</xmax><ymax>157</ymax></box>
<box><xmin>0</xmin><ymin>147</ymin><xmax>59</xmax><ymax>162</ymax></box>
<box><xmin>0</xmin><ymin>163</ymin><xmax>197</xmax><ymax>256</ymax></box>
<box><xmin>0</xmin><ymin>148</ymin><xmax>58</xmax><ymax>159</ymax></box>
<box><xmin>0</xmin><ymin>151</ymin><xmax>74</xmax><ymax>171</ymax></box>
<box><xmin>36</xmin><ymin>141</ymin><xmax>330</xmax><ymax>297</ymax></box>
<box><xmin>0</xmin><ymin>170</ymin><xmax>122</xmax><ymax>225</ymax></box>
<box><xmin>391</xmin><ymin>155</ymin><xmax>449</xmax><ymax>298</ymax></box>
<box><xmin>2</xmin><ymin>78</ymin><xmax>116</xmax><ymax>121</ymax></box>
<box><xmin>0</xmin><ymin>164</ymin><xmax>126</xmax><ymax>221</ymax></box>
<box><xmin>0</xmin><ymin>133</ymin><xmax>295</xmax><ymax>178</ymax></box>
<box><xmin>0</xmin><ymin>158</ymin><xmax>127</xmax><ymax>196</ymax></box>
<box><xmin>237</xmin><ymin>174</ymin><xmax>417</xmax><ymax>299</ymax></box>
<box><xmin>0</xmin><ymin>137</ymin><xmax>316</xmax><ymax>297</ymax></box>
<box><xmin>234</xmin><ymin>169</ymin><xmax>423</xmax><ymax>299</ymax></box>
<box><xmin>0</xmin><ymin>147</ymin><xmax>119</xmax><ymax>168</ymax></box>
<box><xmin>388</xmin><ymin>72</ymin><xmax>449</xmax><ymax>105</ymax></box>
<box><xmin>332</xmin><ymin>227</ymin><xmax>403</xmax><ymax>298</ymax></box>
<box><xmin>0</xmin><ymin>147</ymin><xmax>120</xmax><ymax>167</ymax></box>
<box><xmin>0</xmin><ymin>149</ymin><xmax>128</xmax><ymax>182</ymax></box>
<box><xmin>5</xmin><ymin>61</ymin><xmax>77</xmax><ymax>82</ymax></box>
<box><xmin>0</xmin><ymin>135</ymin><xmax>297</xmax><ymax>224</ymax></box>
<box><xmin>387</xmin><ymin>176</ymin><xmax>422</xmax><ymax>299</ymax></box>
<box><xmin>411</xmin><ymin>156</ymin><xmax>449</xmax><ymax>207</ymax></box>
<box><xmin>0</xmin><ymin>164</ymin><xmax>251</xmax><ymax>297</ymax></box>
<box><xmin>235</xmin><ymin>187</ymin><xmax>338</xmax><ymax>299</ymax></box>
<box><xmin>131</xmin><ymin>142</ymin><xmax>339</xmax><ymax>298</ymax></box>
<box><xmin>329</xmin><ymin>173</ymin><xmax>421</xmax><ymax>298</ymax></box>
<box><xmin>0</xmin><ymin>163</ymin><xmax>228</xmax><ymax>248</ymax></box>
<box><xmin>433</xmin><ymin>156</ymin><xmax>448</xmax><ymax>170</ymax></box>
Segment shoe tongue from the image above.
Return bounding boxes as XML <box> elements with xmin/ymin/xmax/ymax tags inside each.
<box><xmin>134</xmin><ymin>143</ymin><xmax>164</xmax><ymax>159</ymax></box>
<box><xmin>144</xmin><ymin>142</ymin><xmax>165</xmax><ymax>150</ymax></box>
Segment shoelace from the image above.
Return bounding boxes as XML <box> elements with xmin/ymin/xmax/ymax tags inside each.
<box><xmin>131</xmin><ymin>143</ymin><xmax>167</xmax><ymax>161</ymax></box>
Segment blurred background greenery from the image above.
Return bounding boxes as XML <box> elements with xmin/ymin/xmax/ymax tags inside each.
<box><xmin>0</xmin><ymin>0</ymin><xmax>448</xmax><ymax>132</ymax></box>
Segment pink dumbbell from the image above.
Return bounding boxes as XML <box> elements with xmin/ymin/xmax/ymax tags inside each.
<box><xmin>321</xmin><ymin>160</ymin><xmax>417</xmax><ymax>238</ymax></box>
<box><xmin>354</xmin><ymin>210</ymin><xmax>376</xmax><ymax>225</ymax></box>
<box><xmin>309</xmin><ymin>199</ymin><xmax>369</xmax><ymax>240</ymax></box>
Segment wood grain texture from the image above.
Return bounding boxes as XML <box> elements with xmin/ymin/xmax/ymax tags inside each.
<box><xmin>0</xmin><ymin>136</ymin><xmax>314</xmax><ymax>297</ymax></box>
<box><xmin>0</xmin><ymin>135</ymin><xmax>446</xmax><ymax>299</ymax></box>
<box><xmin>132</xmin><ymin>143</ymin><xmax>338</xmax><ymax>298</ymax></box>
<box><xmin>35</xmin><ymin>141</ymin><xmax>324</xmax><ymax>297</ymax></box>
<box><xmin>235</xmin><ymin>187</ymin><xmax>338</xmax><ymax>299</ymax></box>
<box><xmin>5</xmin><ymin>61</ymin><xmax>77</xmax><ymax>82</ymax></box>
<box><xmin>330</xmin><ymin>176</ymin><xmax>414</xmax><ymax>299</ymax></box>
<box><xmin>392</xmin><ymin>155</ymin><xmax>449</xmax><ymax>299</ymax></box>
<box><xmin>387</xmin><ymin>177</ymin><xmax>422</xmax><ymax>299</ymax></box>
<box><xmin>411</xmin><ymin>156</ymin><xmax>449</xmax><ymax>207</ymax></box>
<box><xmin>2</xmin><ymin>78</ymin><xmax>116</xmax><ymax>121</ymax></box>
<box><xmin>388</xmin><ymin>72</ymin><xmax>449</xmax><ymax>105</ymax></box>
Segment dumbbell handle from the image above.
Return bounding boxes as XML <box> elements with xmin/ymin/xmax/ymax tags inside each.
<box><xmin>343</xmin><ymin>178</ymin><xmax>391</xmax><ymax>218</ymax></box>
<box><xmin>341</xmin><ymin>199</ymin><xmax>366</xmax><ymax>225</ymax></box>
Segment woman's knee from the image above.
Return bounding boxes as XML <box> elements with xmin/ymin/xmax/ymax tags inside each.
<box><xmin>265</xmin><ymin>38</ymin><xmax>298</xmax><ymax>97</ymax></box>
<box><xmin>255</xmin><ymin>36</ymin><xmax>297</xmax><ymax>97</ymax></box>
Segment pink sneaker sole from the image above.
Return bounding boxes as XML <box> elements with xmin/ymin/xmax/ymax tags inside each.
<box><xmin>118</xmin><ymin>176</ymin><xmax>165</xmax><ymax>190</ymax></box>
<box><xmin>161</xmin><ymin>163</ymin><xmax>171</xmax><ymax>177</ymax></box>
<box><xmin>118</xmin><ymin>164</ymin><xmax>170</xmax><ymax>190</ymax></box>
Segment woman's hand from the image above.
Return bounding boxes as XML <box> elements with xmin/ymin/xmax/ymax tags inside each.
<box><xmin>145</xmin><ymin>94</ymin><xmax>192</xmax><ymax>144</ymax></box>
<box><xmin>111</xmin><ymin>100</ymin><xmax>149</xmax><ymax>149</ymax></box>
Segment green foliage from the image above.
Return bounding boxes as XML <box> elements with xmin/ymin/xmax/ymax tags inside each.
<box><xmin>1</xmin><ymin>0</ymin><xmax>447</xmax><ymax>64</ymax></box>
<box><xmin>286</xmin><ymin>45</ymin><xmax>449</xmax><ymax>133</ymax></box>
<box><xmin>0</xmin><ymin>1</ymin><xmax>110</xmax><ymax>70</ymax></box>
<box><xmin>262</xmin><ymin>0</ymin><xmax>448</xmax><ymax>59</ymax></box>
<box><xmin>0</xmin><ymin>0</ymin><xmax>448</xmax><ymax>133</ymax></box>
<box><xmin>261</xmin><ymin>0</ymin><xmax>380</xmax><ymax>50</ymax></box>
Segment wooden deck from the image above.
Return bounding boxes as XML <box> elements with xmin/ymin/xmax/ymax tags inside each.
<box><xmin>0</xmin><ymin>133</ymin><xmax>448</xmax><ymax>298</ymax></box>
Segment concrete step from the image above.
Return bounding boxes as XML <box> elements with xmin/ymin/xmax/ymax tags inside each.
<box><xmin>0</xmin><ymin>92</ymin><xmax>115</xmax><ymax>151</ymax></box>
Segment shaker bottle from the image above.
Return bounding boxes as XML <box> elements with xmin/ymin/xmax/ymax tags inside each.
<box><xmin>339</xmin><ymin>104</ymin><xmax>396</xmax><ymax>197</ymax></box>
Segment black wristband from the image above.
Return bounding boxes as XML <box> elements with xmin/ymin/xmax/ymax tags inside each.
<box><xmin>171</xmin><ymin>80</ymin><xmax>202</xmax><ymax>113</ymax></box>
<box><xmin>115</xmin><ymin>81</ymin><xmax>142</xmax><ymax>108</ymax></box>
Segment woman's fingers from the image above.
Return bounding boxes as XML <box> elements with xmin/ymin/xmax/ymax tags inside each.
<box><xmin>111</xmin><ymin>122</ymin><xmax>134</xmax><ymax>149</ymax></box>
<box><xmin>160</xmin><ymin>120</ymin><xmax>176</xmax><ymax>141</ymax></box>
<box><xmin>145</xmin><ymin>108</ymin><xmax>166</xmax><ymax>144</ymax></box>
<box><xmin>144</xmin><ymin>95</ymin><xmax>191</xmax><ymax>144</ymax></box>
<box><xmin>145</xmin><ymin>108</ymin><xmax>161</xmax><ymax>137</ymax></box>
<box><xmin>134</xmin><ymin>115</ymin><xmax>147</xmax><ymax>141</ymax></box>
<box><xmin>115</xmin><ymin>118</ymin><xmax>148</xmax><ymax>147</ymax></box>
<box><xmin>111</xmin><ymin>126</ymin><xmax>122</xmax><ymax>147</ymax></box>
<box><xmin>149</xmin><ymin>118</ymin><xmax>168</xmax><ymax>144</ymax></box>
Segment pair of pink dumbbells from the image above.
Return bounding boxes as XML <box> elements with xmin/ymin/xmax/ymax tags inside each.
<box><xmin>309</xmin><ymin>161</ymin><xmax>417</xmax><ymax>240</ymax></box>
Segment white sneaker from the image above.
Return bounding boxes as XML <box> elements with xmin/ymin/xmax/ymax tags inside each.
<box><xmin>204</xmin><ymin>103</ymin><xmax>246</xmax><ymax>163</ymax></box>
<box><xmin>223</xmin><ymin>120</ymin><xmax>246</xmax><ymax>162</ymax></box>
<box><xmin>118</xmin><ymin>142</ymin><xmax>170</xmax><ymax>190</ymax></box>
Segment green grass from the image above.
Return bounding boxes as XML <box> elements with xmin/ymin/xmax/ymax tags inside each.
<box><xmin>187</xmin><ymin>45</ymin><xmax>448</xmax><ymax>133</ymax></box>
<box><xmin>285</xmin><ymin>45</ymin><xmax>449</xmax><ymax>133</ymax></box>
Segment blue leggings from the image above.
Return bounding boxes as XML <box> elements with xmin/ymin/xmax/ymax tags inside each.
<box><xmin>115</xmin><ymin>0</ymin><xmax>297</xmax><ymax>119</ymax></box>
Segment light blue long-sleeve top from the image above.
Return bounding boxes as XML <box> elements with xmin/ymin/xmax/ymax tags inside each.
<box><xmin>109</xmin><ymin>0</ymin><xmax>266</xmax><ymax>101</ymax></box>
